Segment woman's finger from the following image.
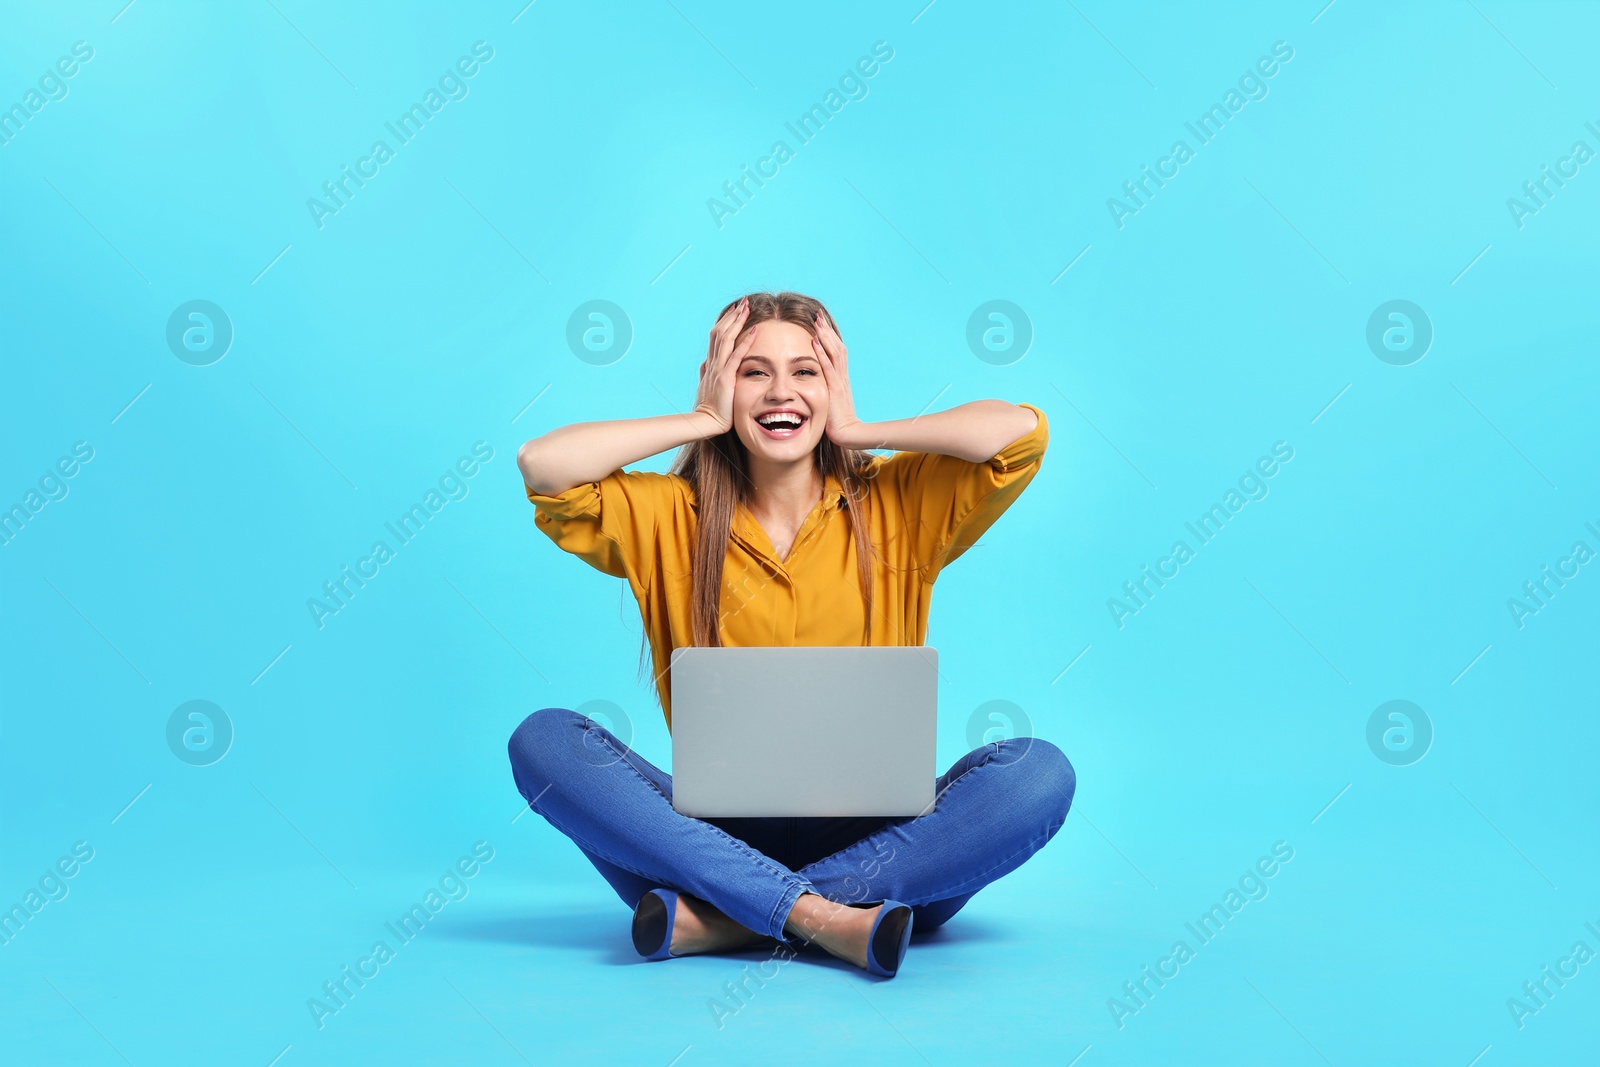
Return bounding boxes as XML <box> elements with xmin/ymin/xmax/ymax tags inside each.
<box><xmin>813</xmin><ymin>311</ymin><xmax>841</xmax><ymax>354</ymax></box>
<box><xmin>730</xmin><ymin>321</ymin><xmax>759</xmax><ymax>364</ymax></box>
<box><xmin>709</xmin><ymin>299</ymin><xmax>746</xmax><ymax>348</ymax></box>
<box><xmin>811</xmin><ymin>335</ymin><xmax>834</xmax><ymax>381</ymax></box>
<box><xmin>715</xmin><ymin>300</ymin><xmax>750</xmax><ymax>357</ymax></box>
<box><xmin>722</xmin><ymin>305</ymin><xmax>754</xmax><ymax>365</ymax></box>
<box><xmin>713</xmin><ymin>322</ymin><xmax>753</xmax><ymax>386</ymax></box>
<box><xmin>705</xmin><ymin>303</ymin><xmax>747</xmax><ymax>380</ymax></box>
<box><xmin>817</xmin><ymin>325</ymin><xmax>846</xmax><ymax>375</ymax></box>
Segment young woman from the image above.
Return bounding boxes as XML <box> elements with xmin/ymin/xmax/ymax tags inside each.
<box><xmin>509</xmin><ymin>291</ymin><xmax>1074</xmax><ymax>978</ymax></box>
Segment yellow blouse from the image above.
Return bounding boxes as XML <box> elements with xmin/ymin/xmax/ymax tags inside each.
<box><xmin>524</xmin><ymin>402</ymin><xmax>1049</xmax><ymax>733</ymax></box>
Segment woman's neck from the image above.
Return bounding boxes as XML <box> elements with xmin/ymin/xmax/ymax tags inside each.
<box><xmin>744</xmin><ymin>456</ymin><xmax>823</xmax><ymax>524</ymax></box>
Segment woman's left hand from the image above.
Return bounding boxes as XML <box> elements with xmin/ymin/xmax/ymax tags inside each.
<box><xmin>812</xmin><ymin>311</ymin><xmax>868</xmax><ymax>448</ymax></box>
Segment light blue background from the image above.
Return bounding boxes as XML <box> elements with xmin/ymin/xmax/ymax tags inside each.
<box><xmin>2</xmin><ymin>1</ymin><xmax>1596</xmax><ymax>1064</ymax></box>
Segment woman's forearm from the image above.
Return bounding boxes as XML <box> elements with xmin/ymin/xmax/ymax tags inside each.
<box><xmin>518</xmin><ymin>410</ymin><xmax>719</xmax><ymax>496</ymax></box>
<box><xmin>839</xmin><ymin>400</ymin><xmax>1037</xmax><ymax>463</ymax></box>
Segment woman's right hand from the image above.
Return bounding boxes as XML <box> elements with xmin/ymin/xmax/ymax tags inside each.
<box><xmin>692</xmin><ymin>297</ymin><xmax>756</xmax><ymax>436</ymax></box>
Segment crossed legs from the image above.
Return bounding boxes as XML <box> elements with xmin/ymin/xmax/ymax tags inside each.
<box><xmin>507</xmin><ymin>707</ymin><xmax>1075</xmax><ymax>962</ymax></box>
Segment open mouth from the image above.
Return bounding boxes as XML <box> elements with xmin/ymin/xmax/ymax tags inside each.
<box><xmin>755</xmin><ymin>412</ymin><xmax>807</xmax><ymax>439</ymax></box>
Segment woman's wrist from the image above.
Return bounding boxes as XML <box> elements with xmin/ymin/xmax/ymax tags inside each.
<box><xmin>827</xmin><ymin>417</ymin><xmax>877</xmax><ymax>451</ymax></box>
<box><xmin>687</xmin><ymin>407</ymin><xmax>729</xmax><ymax>440</ymax></box>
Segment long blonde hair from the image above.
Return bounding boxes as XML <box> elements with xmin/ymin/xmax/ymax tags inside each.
<box><xmin>635</xmin><ymin>292</ymin><xmax>887</xmax><ymax>683</ymax></box>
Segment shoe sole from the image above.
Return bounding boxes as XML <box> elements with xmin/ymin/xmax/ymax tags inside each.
<box><xmin>867</xmin><ymin>904</ymin><xmax>913</xmax><ymax>976</ymax></box>
<box><xmin>632</xmin><ymin>891</ymin><xmax>670</xmax><ymax>957</ymax></box>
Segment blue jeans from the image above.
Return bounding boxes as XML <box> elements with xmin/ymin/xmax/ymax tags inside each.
<box><xmin>507</xmin><ymin>707</ymin><xmax>1076</xmax><ymax>949</ymax></box>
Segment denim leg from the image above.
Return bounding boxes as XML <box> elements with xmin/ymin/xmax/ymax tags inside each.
<box><xmin>793</xmin><ymin>736</ymin><xmax>1076</xmax><ymax>930</ymax></box>
<box><xmin>507</xmin><ymin>707</ymin><xmax>818</xmax><ymax>943</ymax></box>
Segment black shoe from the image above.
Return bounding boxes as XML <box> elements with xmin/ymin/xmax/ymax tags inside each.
<box><xmin>631</xmin><ymin>888</ymin><xmax>679</xmax><ymax>960</ymax></box>
<box><xmin>863</xmin><ymin>900</ymin><xmax>913</xmax><ymax>978</ymax></box>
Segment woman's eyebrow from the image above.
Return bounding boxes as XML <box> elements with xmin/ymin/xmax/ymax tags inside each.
<box><xmin>741</xmin><ymin>353</ymin><xmax>820</xmax><ymax>366</ymax></box>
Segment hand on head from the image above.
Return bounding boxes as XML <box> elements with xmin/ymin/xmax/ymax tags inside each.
<box><xmin>693</xmin><ymin>297</ymin><xmax>758</xmax><ymax>435</ymax></box>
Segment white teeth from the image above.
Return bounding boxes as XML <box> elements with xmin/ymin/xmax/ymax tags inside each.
<box><xmin>758</xmin><ymin>413</ymin><xmax>803</xmax><ymax>427</ymax></box>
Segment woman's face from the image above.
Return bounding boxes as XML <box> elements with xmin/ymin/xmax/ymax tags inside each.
<box><xmin>732</xmin><ymin>318</ymin><xmax>829</xmax><ymax>462</ymax></box>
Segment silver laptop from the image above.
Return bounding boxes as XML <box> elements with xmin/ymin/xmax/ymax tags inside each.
<box><xmin>669</xmin><ymin>646</ymin><xmax>938</xmax><ymax>818</ymax></box>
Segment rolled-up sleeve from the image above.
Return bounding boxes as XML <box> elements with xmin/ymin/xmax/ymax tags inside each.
<box><xmin>878</xmin><ymin>402</ymin><xmax>1049</xmax><ymax>580</ymax></box>
<box><xmin>524</xmin><ymin>469</ymin><xmax>675</xmax><ymax>588</ymax></box>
